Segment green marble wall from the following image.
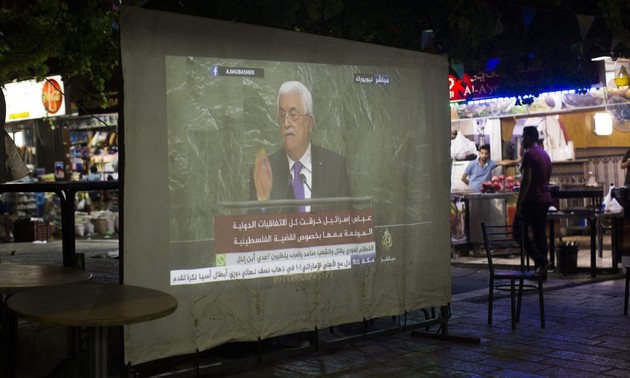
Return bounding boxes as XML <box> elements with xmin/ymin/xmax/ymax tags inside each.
<box><xmin>166</xmin><ymin>57</ymin><xmax>433</xmax><ymax>249</ymax></box>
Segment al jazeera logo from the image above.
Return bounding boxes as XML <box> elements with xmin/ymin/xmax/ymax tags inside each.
<box><xmin>380</xmin><ymin>228</ymin><xmax>393</xmax><ymax>253</ymax></box>
<box><xmin>216</xmin><ymin>254</ymin><xmax>226</xmax><ymax>266</ymax></box>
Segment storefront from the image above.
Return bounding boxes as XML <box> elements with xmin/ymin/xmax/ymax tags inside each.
<box><xmin>450</xmin><ymin>58</ymin><xmax>630</xmax><ymax>252</ymax></box>
<box><xmin>2</xmin><ymin>76</ymin><xmax>119</xmax><ymax>240</ymax></box>
<box><xmin>4</xmin><ymin>76</ymin><xmax>119</xmax><ymax>180</ymax></box>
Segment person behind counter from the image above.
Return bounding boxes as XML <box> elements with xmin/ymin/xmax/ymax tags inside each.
<box><xmin>620</xmin><ymin>148</ymin><xmax>630</xmax><ymax>186</ymax></box>
<box><xmin>460</xmin><ymin>144</ymin><xmax>520</xmax><ymax>192</ymax></box>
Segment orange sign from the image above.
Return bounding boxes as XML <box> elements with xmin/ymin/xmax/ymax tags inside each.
<box><xmin>42</xmin><ymin>79</ymin><xmax>63</xmax><ymax>114</ymax></box>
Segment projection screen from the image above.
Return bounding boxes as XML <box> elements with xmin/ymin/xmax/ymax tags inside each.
<box><xmin>121</xmin><ymin>6</ymin><xmax>452</xmax><ymax>365</ymax></box>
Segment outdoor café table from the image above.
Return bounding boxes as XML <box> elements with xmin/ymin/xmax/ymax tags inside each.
<box><xmin>550</xmin><ymin>186</ymin><xmax>603</xmax><ymax>211</ymax></box>
<box><xmin>547</xmin><ymin>187</ymin><xmax>605</xmax><ymax>277</ymax></box>
<box><xmin>0</xmin><ymin>264</ymin><xmax>92</xmax><ymax>377</ymax></box>
<box><xmin>7</xmin><ymin>283</ymin><xmax>177</xmax><ymax>378</ymax></box>
<box><xmin>0</xmin><ymin>180</ymin><xmax>120</xmax><ymax>267</ymax></box>
<box><xmin>597</xmin><ymin>211</ymin><xmax>623</xmax><ymax>261</ymax></box>
<box><xmin>548</xmin><ymin>210</ymin><xmax>598</xmax><ymax>277</ymax></box>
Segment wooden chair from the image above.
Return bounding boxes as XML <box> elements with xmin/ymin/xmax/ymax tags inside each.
<box><xmin>481</xmin><ymin>222</ymin><xmax>545</xmax><ymax>329</ymax></box>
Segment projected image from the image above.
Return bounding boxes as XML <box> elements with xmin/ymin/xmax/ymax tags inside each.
<box><xmin>165</xmin><ymin>56</ymin><xmax>431</xmax><ymax>284</ymax></box>
<box><xmin>123</xmin><ymin>9</ymin><xmax>450</xmax><ymax>365</ymax></box>
<box><xmin>250</xmin><ymin>81</ymin><xmax>351</xmax><ymax>204</ymax></box>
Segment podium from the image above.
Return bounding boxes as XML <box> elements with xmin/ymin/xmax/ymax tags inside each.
<box><xmin>221</xmin><ymin>196</ymin><xmax>373</xmax><ymax>213</ymax></box>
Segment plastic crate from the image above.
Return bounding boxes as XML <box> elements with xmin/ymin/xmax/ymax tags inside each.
<box><xmin>13</xmin><ymin>220</ymin><xmax>51</xmax><ymax>242</ymax></box>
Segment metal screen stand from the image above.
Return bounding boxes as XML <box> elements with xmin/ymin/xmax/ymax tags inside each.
<box><xmin>410</xmin><ymin>305</ymin><xmax>481</xmax><ymax>344</ymax></box>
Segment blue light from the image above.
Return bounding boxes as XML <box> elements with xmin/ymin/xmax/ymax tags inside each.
<box><xmin>485</xmin><ymin>58</ymin><xmax>501</xmax><ymax>72</ymax></box>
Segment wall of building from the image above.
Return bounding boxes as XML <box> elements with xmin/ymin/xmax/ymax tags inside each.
<box><xmin>501</xmin><ymin>110</ymin><xmax>630</xmax><ymax>148</ymax></box>
<box><xmin>500</xmin><ymin>110</ymin><xmax>629</xmax><ymax>186</ymax></box>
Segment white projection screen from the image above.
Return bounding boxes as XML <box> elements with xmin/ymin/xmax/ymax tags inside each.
<box><xmin>121</xmin><ymin>6</ymin><xmax>452</xmax><ymax>365</ymax></box>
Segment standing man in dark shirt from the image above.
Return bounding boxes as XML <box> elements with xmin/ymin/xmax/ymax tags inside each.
<box><xmin>620</xmin><ymin>149</ymin><xmax>630</xmax><ymax>186</ymax></box>
<box><xmin>516</xmin><ymin>126</ymin><xmax>553</xmax><ymax>274</ymax></box>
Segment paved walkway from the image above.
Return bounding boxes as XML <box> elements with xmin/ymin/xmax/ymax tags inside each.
<box><xmin>452</xmin><ymin>234</ymin><xmax>620</xmax><ymax>273</ymax></box>
<box><xmin>3</xmin><ymin>239</ymin><xmax>629</xmax><ymax>377</ymax></box>
<box><xmin>0</xmin><ymin>238</ymin><xmax>119</xmax><ymax>283</ymax></box>
<box><xmin>213</xmin><ymin>272</ymin><xmax>629</xmax><ymax>377</ymax></box>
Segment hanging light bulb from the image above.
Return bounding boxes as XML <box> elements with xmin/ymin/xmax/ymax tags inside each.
<box><xmin>614</xmin><ymin>60</ymin><xmax>630</xmax><ymax>88</ymax></box>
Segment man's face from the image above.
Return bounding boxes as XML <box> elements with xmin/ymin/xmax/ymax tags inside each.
<box><xmin>278</xmin><ymin>92</ymin><xmax>312</xmax><ymax>161</ymax></box>
<box><xmin>478</xmin><ymin>148</ymin><xmax>490</xmax><ymax>162</ymax></box>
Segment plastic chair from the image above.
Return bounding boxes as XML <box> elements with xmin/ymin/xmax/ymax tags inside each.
<box><xmin>481</xmin><ymin>222</ymin><xmax>545</xmax><ymax>329</ymax></box>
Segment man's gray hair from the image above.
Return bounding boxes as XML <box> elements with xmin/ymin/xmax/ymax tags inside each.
<box><xmin>277</xmin><ymin>81</ymin><xmax>313</xmax><ymax>118</ymax></box>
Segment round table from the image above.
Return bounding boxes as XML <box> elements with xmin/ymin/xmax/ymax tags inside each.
<box><xmin>7</xmin><ymin>283</ymin><xmax>177</xmax><ymax>378</ymax></box>
<box><xmin>0</xmin><ymin>263</ymin><xmax>92</xmax><ymax>295</ymax></box>
<box><xmin>0</xmin><ymin>264</ymin><xmax>92</xmax><ymax>377</ymax></box>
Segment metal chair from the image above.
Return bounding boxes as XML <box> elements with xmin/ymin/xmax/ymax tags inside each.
<box><xmin>623</xmin><ymin>257</ymin><xmax>630</xmax><ymax>316</ymax></box>
<box><xmin>481</xmin><ymin>222</ymin><xmax>545</xmax><ymax>329</ymax></box>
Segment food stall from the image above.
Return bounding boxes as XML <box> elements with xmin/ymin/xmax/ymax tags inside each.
<box><xmin>451</xmin><ymin>184</ymin><xmax>518</xmax><ymax>249</ymax></box>
<box><xmin>450</xmin><ymin>58</ymin><xmax>630</xmax><ymax>253</ymax></box>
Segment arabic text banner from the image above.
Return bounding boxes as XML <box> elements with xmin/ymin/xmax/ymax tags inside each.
<box><xmin>171</xmin><ymin>209</ymin><xmax>376</xmax><ymax>285</ymax></box>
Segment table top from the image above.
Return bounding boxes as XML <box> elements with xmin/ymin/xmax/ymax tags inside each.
<box><xmin>547</xmin><ymin>210</ymin><xmax>598</xmax><ymax>219</ymax></box>
<box><xmin>450</xmin><ymin>191</ymin><xmax>518</xmax><ymax>200</ymax></box>
<box><xmin>550</xmin><ymin>187</ymin><xmax>603</xmax><ymax>198</ymax></box>
<box><xmin>7</xmin><ymin>283</ymin><xmax>177</xmax><ymax>327</ymax></box>
<box><xmin>0</xmin><ymin>264</ymin><xmax>92</xmax><ymax>294</ymax></box>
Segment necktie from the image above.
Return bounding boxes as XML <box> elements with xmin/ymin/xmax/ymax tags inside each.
<box><xmin>292</xmin><ymin>161</ymin><xmax>305</xmax><ymax>212</ymax></box>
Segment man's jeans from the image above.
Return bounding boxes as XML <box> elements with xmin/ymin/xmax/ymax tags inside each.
<box><xmin>519</xmin><ymin>202</ymin><xmax>551</xmax><ymax>267</ymax></box>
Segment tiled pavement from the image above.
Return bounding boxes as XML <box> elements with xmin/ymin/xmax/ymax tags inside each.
<box><xmin>3</xmin><ymin>239</ymin><xmax>630</xmax><ymax>377</ymax></box>
<box><xmin>203</xmin><ymin>232</ymin><xmax>628</xmax><ymax>377</ymax></box>
<box><xmin>216</xmin><ymin>274</ymin><xmax>629</xmax><ymax>377</ymax></box>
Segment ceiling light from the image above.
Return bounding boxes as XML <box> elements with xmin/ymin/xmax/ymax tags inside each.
<box><xmin>594</xmin><ymin>113</ymin><xmax>613</xmax><ymax>135</ymax></box>
<box><xmin>591</xmin><ymin>55</ymin><xmax>611</xmax><ymax>61</ymax></box>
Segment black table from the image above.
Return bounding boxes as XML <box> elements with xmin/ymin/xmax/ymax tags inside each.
<box><xmin>0</xmin><ymin>264</ymin><xmax>92</xmax><ymax>377</ymax></box>
<box><xmin>0</xmin><ymin>181</ymin><xmax>119</xmax><ymax>267</ymax></box>
<box><xmin>550</xmin><ymin>187</ymin><xmax>603</xmax><ymax>211</ymax></box>
<box><xmin>7</xmin><ymin>283</ymin><xmax>177</xmax><ymax>378</ymax></box>
<box><xmin>596</xmin><ymin>211</ymin><xmax>623</xmax><ymax>263</ymax></box>
<box><xmin>548</xmin><ymin>210</ymin><xmax>598</xmax><ymax>277</ymax></box>
<box><xmin>548</xmin><ymin>209</ymin><xmax>623</xmax><ymax>278</ymax></box>
<box><xmin>547</xmin><ymin>187</ymin><xmax>605</xmax><ymax>277</ymax></box>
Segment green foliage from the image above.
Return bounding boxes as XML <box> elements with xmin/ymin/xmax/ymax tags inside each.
<box><xmin>599</xmin><ymin>0</ymin><xmax>630</xmax><ymax>54</ymax></box>
<box><xmin>2</xmin><ymin>0</ymin><xmax>630</xmax><ymax>104</ymax></box>
<box><xmin>0</xmin><ymin>0</ymin><xmax>119</xmax><ymax>107</ymax></box>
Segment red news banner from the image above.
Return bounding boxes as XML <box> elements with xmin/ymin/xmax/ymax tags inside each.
<box><xmin>170</xmin><ymin>209</ymin><xmax>376</xmax><ymax>285</ymax></box>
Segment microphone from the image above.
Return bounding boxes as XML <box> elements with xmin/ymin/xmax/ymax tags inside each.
<box><xmin>284</xmin><ymin>174</ymin><xmax>292</xmax><ymax>199</ymax></box>
<box><xmin>299</xmin><ymin>173</ymin><xmax>312</xmax><ymax>194</ymax></box>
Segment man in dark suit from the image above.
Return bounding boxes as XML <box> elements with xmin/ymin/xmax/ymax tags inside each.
<box><xmin>250</xmin><ymin>81</ymin><xmax>350</xmax><ymax>209</ymax></box>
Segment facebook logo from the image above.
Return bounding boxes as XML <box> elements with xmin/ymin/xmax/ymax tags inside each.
<box><xmin>208</xmin><ymin>65</ymin><xmax>264</xmax><ymax>77</ymax></box>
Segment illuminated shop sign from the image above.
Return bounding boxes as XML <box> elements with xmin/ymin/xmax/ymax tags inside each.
<box><xmin>449</xmin><ymin>73</ymin><xmax>501</xmax><ymax>102</ymax></box>
<box><xmin>2</xmin><ymin>75</ymin><xmax>66</xmax><ymax>122</ymax></box>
